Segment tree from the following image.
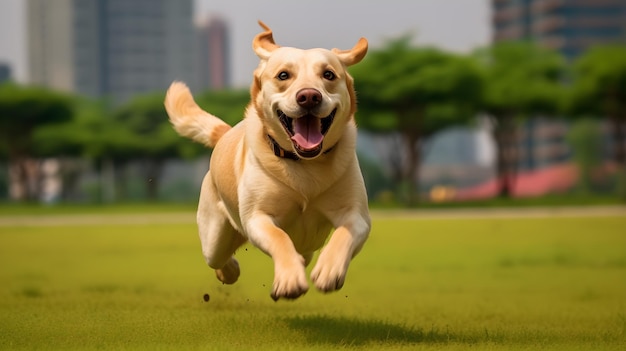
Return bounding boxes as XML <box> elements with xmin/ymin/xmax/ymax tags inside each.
<box><xmin>195</xmin><ymin>88</ymin><xmax>250</xmax><ymax>127</ymax></box>
<box><xmin>566</xmin><ymin>119</ymin><xmax>603</xmax><ymax>194</ymax></box>
<box><xmin>34</xmin><ymin>98</ymin><xmax>113</xmax><ymax>159</ymax></box>
<box><xmin>351</xmin><ymin>38</ymin><xmax>483</xmax><ymax>205</ymax></box>
<box><xmin>569</xmin><ymin>45</ymin><xmax>626</xmax><ymax>170</ymax></box>
<box><xmin>33</xmin><ymin>98</ymin><xmax>122</xmax><ymax>202</ymax></box>
<box><xmin>0</xmin><ymin>83</ymin><xmax>73</xmax><ymax>201</ymax></box>
<box><xmin>111</xmin><ymin>92</ymin><xmax>203</xmax><ymax>200</ymax></box>
<box><xmin>475</xmin><ymin>42</ymin><xmax>565</xmax><ymax>198</ymax></box>
<box><xmin>109</xmin><ymin>88</ymin><xmax>249</xmax><ymax>200</ymax></box>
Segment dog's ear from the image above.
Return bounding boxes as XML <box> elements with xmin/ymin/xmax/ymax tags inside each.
<box><xmin>332</xmin><ymin>38</ymin><xmax>368</xmax><ymax>67</ymax></box>
<box><xmin>253</xmin><ymin>20</ymin><xmax>279</xmax><ymax>60</ymax></box>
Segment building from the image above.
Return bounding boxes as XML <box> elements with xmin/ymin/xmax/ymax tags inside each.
<box><xmin>27</xmin><ymin>0</ymin><xmax>196</xmax><ymax>104</ymax></box>
<box><xmin>28</xmin><ymin>0</ymin><xmax>74</xmax><ymax>92</ymax></box>
<box><xmin>194</xmin><ymin>15</ymin><xmax>230</xmax><ymax>91</ymax></box>
<box><xmin>517</xmin><ymin>117</ymin><xmax>571</xmax><ymax>170</ymax></box>
<box><xmin>492</xmin><ymin>0</ymin><xmax>626</xmax><ymax>171</ymax></box>
<box><xmin>493</xmin><ymin>0</ymin><xmax>626</xmax><ymax>61</ymax></box>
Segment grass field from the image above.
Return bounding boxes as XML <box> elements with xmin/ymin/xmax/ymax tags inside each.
<box><xmin>0</xmin><ymin>210</ymin><xmax>625</xmax><ymax>350</ymax></box>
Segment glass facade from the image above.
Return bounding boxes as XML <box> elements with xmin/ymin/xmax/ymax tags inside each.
<box><xmin>29</xmin><ymin>0</ymin><xmax>195</xmax><ymax>104</ymax></box>
<box><xmin>493</xmin><ymin>0</ymin><xmax>626</xmax><ymax>61</ymax></box>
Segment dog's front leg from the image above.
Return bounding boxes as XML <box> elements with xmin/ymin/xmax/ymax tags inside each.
<box><xmin>311</xmin><ymin>212</ymin><xmax>370</xmax><ymax>292</ymax></box>
<box><xmin>245</xmin><ymin>214</ymin><xmax>308</xmax><ymax>300</ymax></box>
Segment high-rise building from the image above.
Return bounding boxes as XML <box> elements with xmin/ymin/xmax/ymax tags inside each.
<box><xmin>194</xmin><ymin>16</ymin><xmax>230</xmax><ymax>91</ymax></box>
<box><xmin>27</xmin><ymin>0</ymin><xmax>74</xmax><ymax>92</ymax></box>
<box><xmin>493</xmin><ymin>0</ymin><xmax>626</xmax><ymax>60</ymax></box>
<box><xmin>27</xmin><ymin>0</ymin><xmax>196</xmax><ymax>104</ymax></box>
<box><xmin>492</xmin><ymin>0</ymin><xmax>626</xmax><ymax>171</ymax></box>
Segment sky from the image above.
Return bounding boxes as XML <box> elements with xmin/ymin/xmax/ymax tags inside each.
<box><xmin>0</xmin><ymin>0</ymin><xmax>491</xmax><ymax>87</ymax></box>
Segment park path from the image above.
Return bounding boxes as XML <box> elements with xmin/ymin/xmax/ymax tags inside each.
<box><xmin>0</xmin><ymin>206</ymin><xmax>624</xmax><ymax>227</ymax></box>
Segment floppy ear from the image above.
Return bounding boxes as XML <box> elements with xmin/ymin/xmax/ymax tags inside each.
<box><xmin>253</xmin><ymin>20</ymin><xmax>280</xmax><ymax>60</ymax></box>
<box><xmin>332</xmin><ymin>38</ymin><xmax>368</xmax><ymax>66</ymax></box>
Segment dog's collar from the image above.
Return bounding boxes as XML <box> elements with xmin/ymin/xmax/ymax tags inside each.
<box><xmin>267</xmin><ymin>135</ymin><xmax>301</xmax><ymax>161</ymax></box>
<box><xmin>267</xmin><ymin>135</ymin><xmax>335</xmax><ymax>161</ymax></box>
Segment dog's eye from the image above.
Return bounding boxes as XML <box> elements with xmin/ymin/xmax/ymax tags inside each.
<box><xmin>277</xmin><ymin>71</ymin><xmax>290</xmax><ymax>81</ymax></box>
<box><xmin>323</xmin><ymin>70</ymin><xmax>336</xmax><ymax>81</ymax></box>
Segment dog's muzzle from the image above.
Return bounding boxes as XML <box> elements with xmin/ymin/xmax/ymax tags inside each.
<box><xmin>277</xmin><ymin>109</ymin><xmax>336</xmax><ymax>159</ymax></box>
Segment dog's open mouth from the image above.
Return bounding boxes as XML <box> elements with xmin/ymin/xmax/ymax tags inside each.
<box><xmin>277</xmin><ymin>109</ymin><xmax>336</xmax><ymax>158</ymax></box>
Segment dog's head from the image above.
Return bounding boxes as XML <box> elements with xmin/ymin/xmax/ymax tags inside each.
<box><xmin>250</xmin><ymin>21</ymin><xmax>368</xmax><ymax>160</ymax></box>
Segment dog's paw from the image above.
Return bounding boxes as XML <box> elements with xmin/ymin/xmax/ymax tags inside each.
<box><xmin>215</xmin><ymin>257</ymin><xmax>240</xmax><ymax>285</ymax></box>
<box><xmin>270</xmin><ymin>257</ymin><xmax>308</xmax><ymax>301</ymax></box>
<box><xmin>310</xmin><ymin>253</ymin><xmax>348</xmax><ymax>293</ymax></box>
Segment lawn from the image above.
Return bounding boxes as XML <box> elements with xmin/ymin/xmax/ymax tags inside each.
<box><xmin>0</xmin><ymin>211</ymin><xmax>624</xmax><ymax>350</ymax></box>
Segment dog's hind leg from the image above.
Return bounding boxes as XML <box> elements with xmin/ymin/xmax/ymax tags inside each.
<box><xmin>197</xmin><ymin>172</ymin><xmax>246</xmax><ymax>285</ymax></box>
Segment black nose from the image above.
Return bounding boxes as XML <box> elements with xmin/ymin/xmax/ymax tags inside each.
<box><xmin>296</xmin><ymin>88</ymin><xmax>322</xmax><ymax>109</ymax></box>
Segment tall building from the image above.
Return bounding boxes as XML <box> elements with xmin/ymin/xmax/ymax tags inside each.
<box><xmin>28</xmin><ymin>0</ymin><xmax>74</xmax><ymax>92</ymax></box>
<box><xmin>492</xmin><ymin>0</ymin><xmax>626</xmax><ymax>171</ymax></box>
<box><xmin>27</xmin><ymin>0</ymin><xmax>196</xmax><ymax>104</ymax></box>
<box><xmin>493</xmin><ymin>0</ymin><xmax>626</xmax><ymax>60</ymax></box>
<box><xmin>194</xmin><ymin>16</ymin><xmax>230</xmax><ymax>91</ymax></box>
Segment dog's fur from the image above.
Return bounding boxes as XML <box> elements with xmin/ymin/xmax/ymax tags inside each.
<box><xmin>164</xmin><ymin>22</ymin><xmax>370</xmax><ymax>300</ymax></box>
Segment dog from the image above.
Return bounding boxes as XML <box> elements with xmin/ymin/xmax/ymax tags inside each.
<box><xmin>164</xmin><ymin>21</ymin><xmax>370</xmax><ymax>301</ymax></box>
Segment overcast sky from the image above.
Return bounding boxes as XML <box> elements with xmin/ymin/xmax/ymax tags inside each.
<box><xmin>0</xmin><ymin>0</ymin><xmax>491</xmax><ymax>87</ymax></box>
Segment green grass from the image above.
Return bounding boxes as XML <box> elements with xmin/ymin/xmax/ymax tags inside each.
<box><xmin>0</xmin><ymin>213</ymin><xmax>625</xmax><ymax>350</ymax></box>
<box><xmin>0</xmin><ymin>191</ymin><xmax>622</xmax><ymax>216</ymax></box>
<box><xmin>0</xmin><ymin>202</ymin><xmax>197</xmax><ymax>216</ymax></box>
<box><xmin>370</xmin><ymin>193</ymin><xmax>624</xmax><ymax>209</ymax></box>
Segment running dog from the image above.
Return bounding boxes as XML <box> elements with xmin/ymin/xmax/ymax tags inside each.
<box><xmin>164</xmin><ymin>21</ymin><xmax>370</xmax><ymax>300</ymax></box>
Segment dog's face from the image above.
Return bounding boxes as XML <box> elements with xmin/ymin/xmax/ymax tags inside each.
<box><xmin>251</xmin><ymin>22</ymin><xmax>368</xmax><ymax>160</ymax></box>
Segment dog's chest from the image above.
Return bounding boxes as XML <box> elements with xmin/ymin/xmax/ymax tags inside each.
<box><xmin>276</xmin><ymin>206</ymin><xmax>333</xmax><ymax>254</ymax></box>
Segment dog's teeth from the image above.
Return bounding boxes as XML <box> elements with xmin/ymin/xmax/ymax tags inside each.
<box><xmin>277</xmin><ymin>110</ymin><xmax>295</xmax><ymax>135</ymax></box>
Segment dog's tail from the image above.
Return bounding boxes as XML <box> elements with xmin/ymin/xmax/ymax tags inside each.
<box><xmin>164</xmin><ymin>82</ymin><xmax>231</xmax><ymax>148</ymax></box>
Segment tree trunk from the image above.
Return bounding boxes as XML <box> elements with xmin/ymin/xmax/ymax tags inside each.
<box><xmin>494</xmin><ymin>114</ymin><xmax>518</xmax><ymax>198</ymax></box>
<box><xmin>59</xmin><ymin>157</ymin><xmax>85</xmax><ymax>202</ymax></box>
<box><xmin>612</xmin><ymin>112</ymin><xmax>626</xmax><ymax>201</ymax></box>
<box><xmin>402</xmin><ymin>131</ymin><xmax>420</xmax><ymax>205</ymax></box>
<box><xmin>8</xmin><ymin>156</ymin><xmax>41</xmax><ymax>202</ymax></box>
<box><xmin>388</xmin><ymin>134</ymin><xmax>404</xmax><ymax>184</ymax></box>
<box><xmin>609</xmin><ymin>113</ymin><xmax>626</xmax><ymax>168</ymax></box>
<box><xmin>144</xmin><ymin>158</ymin><xmax>163</xmax><ymax>201</ymax></box>
<box><xmin>101</xmin><ymin>158</ymin><xmax>116</xmax><ymax>203</ymax></box>
<box><xmin>113</xmin><ymin>160</ymin><xmax>128</xmax><ymax>202</ymax></box>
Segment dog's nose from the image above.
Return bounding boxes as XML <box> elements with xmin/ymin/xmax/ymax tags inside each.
<box><xmin>296</xmin><ymin>88</ymin><xmax>322</xmax><ymax>109</ymax></box>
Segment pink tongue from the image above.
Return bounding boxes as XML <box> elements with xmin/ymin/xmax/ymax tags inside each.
<box><xmin>291</xmin><ymin>115</ymin><xmax>323</xmax><ymax>150</ymax></box>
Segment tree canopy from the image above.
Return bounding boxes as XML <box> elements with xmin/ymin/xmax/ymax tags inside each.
<box><xmin>569</xmin><ymin>45</ymin><xmax>626</xmax><ymax>168</ymax></box>
<box><xmin>0</xmin><ymin>83</ymin><xmax>75</xmax><ymax>200</ymax></box>
<box><xmin>476</xmin><ymin>41</ymin><xmax>565</xmax><ymax>117</ymax></box>
<box><xmin>474</xmin><ymin>42</ymin><xmax>566</xmax><ymax>197</ymax></box>
<box><xmin>0</xmin><ymin>83</ymin><xmax>74</xmax><ymax>158</ymax></box>
<box><xmin>195</xmin><ymin>88</ymin><xmax>250</xmax><ymax>127</ymax></box>
<box><xmin>351</xmin><ymin>37</ymin><xmax>483</xmax><ymax>204</ymax></box>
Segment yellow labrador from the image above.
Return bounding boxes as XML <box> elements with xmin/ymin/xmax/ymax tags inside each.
<box><xmin>164</xmin><ymin>22</ymin><xmax>370</xmax><ymax>300</ymax></box>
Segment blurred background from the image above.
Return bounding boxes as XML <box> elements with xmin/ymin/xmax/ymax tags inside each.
<box><xmin>0</xmin><ymin>0</ymin><xmax>624</xmax><ymax>207</ymax></box>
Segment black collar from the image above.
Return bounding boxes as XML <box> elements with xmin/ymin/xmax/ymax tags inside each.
<box><xmin>267</xmin><ymin>135</ymin><xmax>301</xmax><ymax>161</ymax></box>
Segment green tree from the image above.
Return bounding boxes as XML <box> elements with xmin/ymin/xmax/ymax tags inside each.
<box><xmin>112</xmin><ymin>92</ymin><xmax>205</xmax><ymax>200</ymax></box>
<box><xmin>475</xmin><ymin>42</ymin><xmax>565</xmax><ymax>198</ymax></box>
<box><xmin>33</xmin><ymin>98</ymin><xmax>112</xmax><ymax>158</ymax></box>
<box><xmin>569</xmin><ymin>45</ymin><xmax>626</xmax><ymax>170</ymax></box>
<box><xmin>109</xmin><ymin>88</ymin><xmax>249</xmax><ymax>201</ymax></box>
<box><xmin>357</xmin><ymin>152</ymin><xmax>392</xmax><ymax>201</ymax></box>
<box><xmin>33</xmin><ymin>98</ymin><xmax>122</xmax><ymax>202</ymax></box>
<box><xmin>351</xmin><ymin>38</ymin><xmax>483</xmax><ymax>205</ymax></box>
<box><xmin>195</xmin><ymin>88</ymin><xmax>250</xmax><ymax>127</ymax></box>
<box><xmin>0</xmin><ymin>83</ymin><xmax>73</xmax><ymax>201</ymax></box>
<box><xmin>566</xmin><ymin>119</ymin><xmax>603</xmax><ymax>194</ymax></box>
